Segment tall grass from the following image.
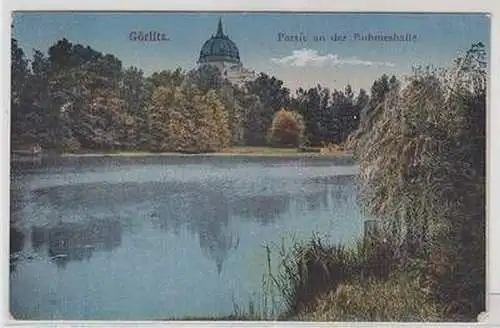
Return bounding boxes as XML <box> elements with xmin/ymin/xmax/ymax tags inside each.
<box><xmin>226</xmin><ymin>231</ymin><xmax>453</xmax><ymax>321</ymax></box>
<box><xmin>295</xmin><ymin>274</ymin><xmax>445</xmax><ymax>321</ymax></box>
<box><xmin>228</xmin><ymin>233</ymin><xmax>444</xmax><ymax>321</ymax></box>
<box><xmin>273</xmin><ymin>235</ymin><xmax>417</xmax><ymax>318</ymax></box>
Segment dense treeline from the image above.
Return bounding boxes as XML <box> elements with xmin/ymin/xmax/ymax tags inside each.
<box><xmin>11</xmin><ymin>38</ymin><xmax>398</xmax><ymax>153</ymax></box>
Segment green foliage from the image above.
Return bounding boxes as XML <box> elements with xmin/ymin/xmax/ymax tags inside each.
<box><xmin>361</xmin><ymin>74</ymin><xmax>400</xmax><ymax>122</ymax></box>
<box><xmin>289</xmin><ymin>84</ymin><xmax>367</xmax><ymax>146</ymax></box>
<box><xmin>148</xmin><ymin>84</ymin><xmax>231</xmax><ymax>153</ymax></box>
<box><xmin>12</xmin><ymin>38</ymin><xmax>302</xmax><ymax>153</ymax></box>
<box><xmin>11</xmin><ymin>38</ymin><xmax>32</xmax><ymax>147</ymax></box>
<box><xmin>268</xmin><ymin>109</ymin><xmax>305</xmax><ymax>147</ymax></box>
<box><xmin>11</xmin><ymin>37</ymin><xmax>367</xmax><ymax>153</ymax></box>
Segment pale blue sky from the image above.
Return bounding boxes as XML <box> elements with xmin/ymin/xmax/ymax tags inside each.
<box><xmin>12</xmin><ymin>12</ymin><xmax>490</xmax><ymax>92</ymax></box>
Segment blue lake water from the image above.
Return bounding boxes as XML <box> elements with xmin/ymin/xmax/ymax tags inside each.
<box><xmin>9</xmin><ymin>155</ymin><xmax>366</xmax><ymax>320</ymax></box>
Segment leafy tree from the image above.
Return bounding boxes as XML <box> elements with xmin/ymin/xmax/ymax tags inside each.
<box><xmin>149</xmin><ymin>83</ymin><xmax>231</xmax><ymax>153</ymax></box>
<box><xmin>361</xmin><ymin>74</ymin><xmax>399</xmax><ymax>123</ymax></box>
<box><xmin>11</xmin><ymin>38</ymin><xmax>30</xmax><ymax>147</ymax></box>
<box><xmin>149</xmin><ymin>68</ymin><xmax>185</xmax><ymax>90</ymax></box>
<box><xmin>335</xmin><ymin>84</ymin><xmax>359</xmax><ymax>143</ymax></box>
<box><xmin>355</xmin><ymin>88</ymin><xmax>369</xmax><ymax>116</ymax></box>
<box><xmin>290</xmin><ymin>86</ymin><xmax>325</xmax><ymax>146</ymax></box>
<box><xmin>149</xmin><ymin>85</ymin><xmax>176</xmax><ymax>152</ymax></box>
<box><xmin>268</xmin><ymin>109</ymin><xmax>305</xmax><ymax>147</ymax></box>
<box><xmin>185</xmin><ymin>65</ymin><xmax>223</xmax><ymax>94</ymax></box>
<box><xmin>246</xmin><ymin>73</ymin><xmax>290</xmax><ymax>112</ymax></box>
<box><xmin>325</xmin><ymin>86</ymin><xmax>360</xmax><ymax>144</ymax></box>
<box><xmin>120</xmin><ymin>66</ymin><xmax>149</xmax><ymax>148</ymax></box>
<box><xmin>194</xmin><ymin>89</ymin><xmax>231</xmax><ymax>151</ymax></box>
<box><xmin>243</xmin><ymin>73</ymin><xmax>291</xmax><ymax>146</ymax></box>
<box><xmin>44</xmin><ymin>40</ymin><xmax>126</xmax><ymax>151</ymax></box>
<box><xmin>220</xmin><ymin>82</ymin><xmax>246</xmax><ymax>146</ymax></box>
<box><xmin>239</xmin><ymin>93</ymin><xmax>267</xmax><ymax>146</ymax></box>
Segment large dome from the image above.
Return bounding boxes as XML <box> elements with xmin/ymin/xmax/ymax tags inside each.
<box><xmin>198</xmin><ymin>19</ymin><xmax>240</xmax><ymax>64</ymax></box>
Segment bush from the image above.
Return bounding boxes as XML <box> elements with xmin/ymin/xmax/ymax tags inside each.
<box><xmin>268</xmin><ymin>109</ymin><xmax>305</xmax><ymax>147</ymax></box>
<box><xmin>298</xmin><ymin>146</ymin><xmax>321</xmax><ymax>153</ymax></box>
<box><xmin>60</xmin><ymin>137</ymin><xmax>81</xmax><ymax>153</ymax></box>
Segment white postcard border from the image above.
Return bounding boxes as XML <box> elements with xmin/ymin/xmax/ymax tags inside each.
<box><xmin>1</xmin><ymin>0</ymin><xmax>499</xmax><ymax>327</ymax></box>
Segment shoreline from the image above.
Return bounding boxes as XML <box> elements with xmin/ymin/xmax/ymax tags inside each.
<box><xmin>59</xmin><ymin>151</ymin><xmax>351</xmax><ymax>158</ymax></box>
<box><xmin>57</xmin><ymin>147</ymin><xmax>351</xmax><ymax>158</ymax></box>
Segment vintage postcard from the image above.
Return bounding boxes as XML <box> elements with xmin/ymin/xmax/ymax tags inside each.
<box><xmin>8</xmin><ymin>10</ymin><xmax>489</xmax><ymax>323</ymax></box>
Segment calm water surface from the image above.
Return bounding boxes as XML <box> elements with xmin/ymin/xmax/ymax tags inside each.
<box><xmin>10</xmin><ymin>155</ymin><xmax>365</xmax><ymax>320</ymax></box>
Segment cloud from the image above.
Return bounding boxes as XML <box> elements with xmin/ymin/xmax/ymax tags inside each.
<box><xmin>271</xmin><ymin>48</ymin><xmax>396</xmax><ymax>68</ymax></box>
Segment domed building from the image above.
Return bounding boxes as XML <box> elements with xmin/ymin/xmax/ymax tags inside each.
<box><xmin>197</xmin><ymin>19</ymin><xmax>256</xmax><ymax>86</ymax></box>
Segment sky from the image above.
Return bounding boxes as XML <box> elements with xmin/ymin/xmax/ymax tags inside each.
<box><xmin>11</xmin><ymin>12</ymin><xmax>490</xmax><ymax>93</ymax></box>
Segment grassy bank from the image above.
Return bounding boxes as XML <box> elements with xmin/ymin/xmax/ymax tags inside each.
<box><xmin>199</xmin><ymin>233</ymin><xmax>478</xmax><ymax>322</ymax></box>
<box><xmin>58</xmin><ymin>146</ymin><xmax>350</xmax><ymax>158</ymax></box>
<box><xmin>167</xmin><ymin>235</ymin><xmax>449</xmax><ymax>322</ymax></box>
<box><xmin>294</xmin><ymin>274</ymin><xmax>444</xmax><ymax>321</ymax></box>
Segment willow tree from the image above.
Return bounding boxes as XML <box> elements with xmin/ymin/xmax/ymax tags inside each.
<box><xmin>348</xmin><ymin>43</ymin><xmax>486</xmax><ymax>319</ymax></box>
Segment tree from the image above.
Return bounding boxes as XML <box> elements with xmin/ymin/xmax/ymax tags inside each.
<box><xmin>26</xmin><ymin>50</ymin><xmax>58</xmax><ymax>147</ymax></box>
<box><xmin>148</xmin><ymin>68</ymin><xmax>185</xmax><ymax>90</ymax></box>
<box><xmin>336</xmin><ymin>84</ymin><xmax>359</xmax><ymax>143</ymax></box>
<box><xmin>348</xmin><ymin>43</ymin><xmax>486</xmax><ymax>319</ymax></box>
<box><xmin>44</xmin><ymin>40</ymin><xmax>127</xmax><ymax>151</ymax></box>
<box><xmin>355</xmin><ymin>88</ymin><xmax>370</xmax><ymax>116</ymax></box>
<box><xmin>292</xmin><ymin>86</ymin><xmax>322</xmax><ymax>146</ymax></box>
<box><xmin>239</xmin><ymin>93</ymin><xmax>267</xmax><ymax>146</ymax></box>
<box><xmin>120</xmin><ymin>66</ymin><xmax>149</xmax><ymax>148</ymax></box>
<box><xmin>268</xmin><ymin>109</ymin><xmax>305</xmax><ymax>147</ymax></box>
<box><xmin>185</xmin><ymin>65</ymin><xmax>223</xmax><ymax>94</ymax></box>
<box><xmin>220</xmin><ymin>81</ymin><xmax>245</xmax><ymax>146</ymax></box>
<box><xmin>149</xmin><ymin>83</ymin><xmax>231</xmax><ymax>153</ymax></box>
<box><xmin>11</xmin><ymin>38</ymin><xmax>30</xmax><ymax>147</ymax></box>
<box><xmin>246</xmin><ymin>73</ymin><xmax>291</xmax><ymax>112</ymax></box>
<box><xmin>243</xmin><ymin>73</ymin><xmax>291</xmax><ymax>146</ymax></box>
<box><xmin>195</xmin><ymin>90</ymin><xmax>231</xmax><ymax>152</ymax></box>
<box><xmin>360</xmin><ymin>74</ymin><xmax>399</xmax><ymax>123</ymax></box>
<box><xmin>149</xmin><ymin>85</ymin><xmax>176</xmax><ymax>152</ymax></box>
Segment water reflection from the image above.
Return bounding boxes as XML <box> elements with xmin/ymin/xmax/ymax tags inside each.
<box><xmin>308</xmin><ymin>174</ymin><xmax>355</xmax><ymax>185</ymax></box>
<box><xmin>148</xmin><ymin>177</ymin><xmax>355</xmax><ymax>274</ymax></box>
<box><xmin>231</xmin><ymin>194</ymin><xmax>290</xmax><ymax>223</ymax></box>
<box><xmin>10</xmin><ymin>226</ymin><xmax>25</xmax><ymax>272</ymax></box>
<box><xmin>303</xmin><ymin>190</ymin><xmax>329</xmax><ymax>211</ymax></box>
<box><xmin>10</xmin><ymin>182</ymin><xmax>26</xmax><ymax>272</ymax></box>
<box><xmin>18</xmin><ymin>174</ymin><xmax>356</xmax><ymax>274</ymax></box>
<box><xmin>30</xmin><ymin>218</ymin><xmax>122</xmax><ymax>268</ymax></box>
<box><xmin>307</xmin><ymin>175</ymin><xmax>356</xmax><ymax>204</ymax></box>
<box><xmin>153</xmin><ymin>188</ymin><xmax>240</xmax><ymax>275</ymax></box>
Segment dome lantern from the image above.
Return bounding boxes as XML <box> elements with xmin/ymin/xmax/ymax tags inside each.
<box><xmin>215</xmin><ymin>18</ymin><xmax>224</xmax><ymax>38</ymax></box>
